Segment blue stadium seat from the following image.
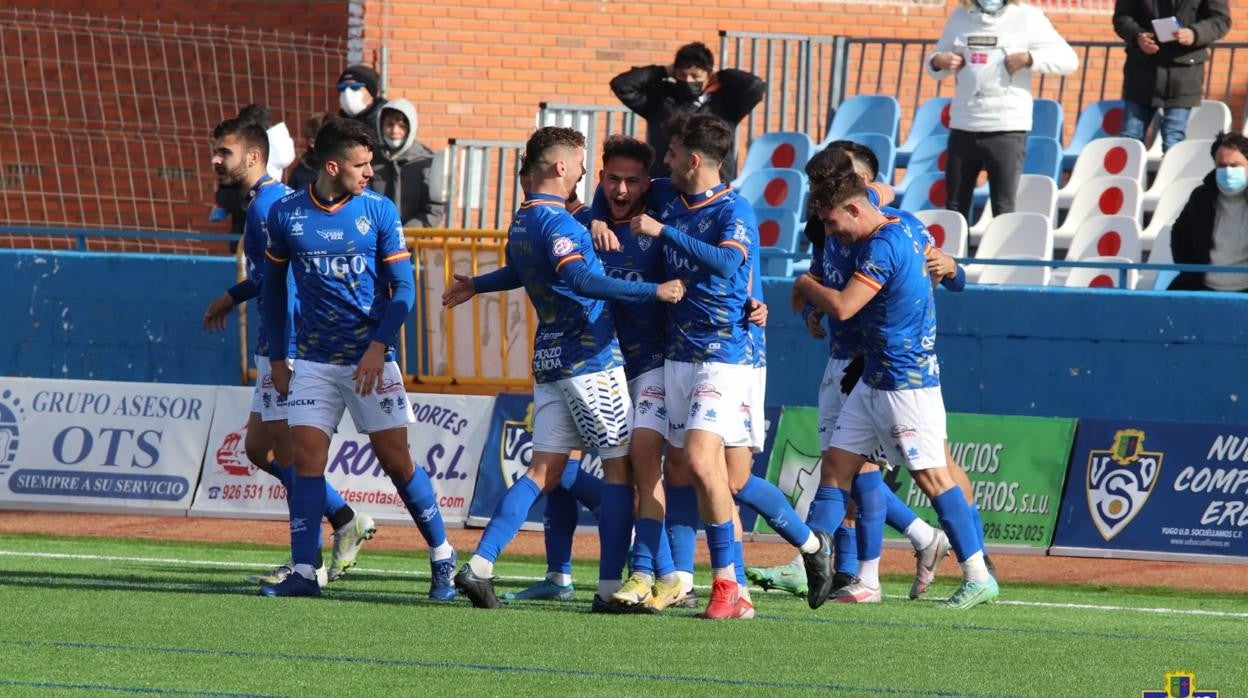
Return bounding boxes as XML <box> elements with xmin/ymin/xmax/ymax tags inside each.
<box><xmin>737</xmin><ymin>167</ymin><xmax>809</xmax><ymax>218</ymax></box>
<box><xmin>755</xmin><ymin>206</ymin><xmax>801</xmax><ymax>276</ymax></box>
<box><xmin>844</xmin><ymin>132</ymin><xmax>897</xmax><ymax>185</ymax></box>
<box><xmin>896</xmin><ymin>97</ymin><xmax>951</xmax><ymax>167</ymax></box>
<box><xmin>895</xmin><ymin>133</ymin><xmax>948</xmax><ymax>199</ymax></box>
<box><xmin>1063</xmin><ymin>99</ymin><xmax>1126</xmax><ymax>171</ymax></box>
<box><xmin>897</xmin><ymin>171</ymin><xmax>948</xmax><ymax>212</ymax></box>
<box><xmin>732</xmin><ymin>131</ymin><xmax>815</xmax><ymax>188</ymax></box>
<box><xmin>1031</xmin><ymin>99</ymin><xmax>1064</xmax><ymax>142</ymax></box>
<box><xmin>822</xmin><ymin>95</ymin><xmax>901</xmax><ymax>146</ymax></box>
<box><xmin>1023</xmin><ymin>136</ymin><xmax>1063</xmax><ymax>181</ymax></box>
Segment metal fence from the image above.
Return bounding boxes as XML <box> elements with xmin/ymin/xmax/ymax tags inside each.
<box><xmin>537</xmin><ymin>102</ymin><xmax>641</xmax><ymax>199</ymax></box>
<box><xmin>0</xmin><ymin>8</ymin><xmax>347</xmax><ymax>238</ymax></box>
<box><xmin>441</xmin><ymin>139</ymin><xmax>526</xmax><ymax>230</ymax></box>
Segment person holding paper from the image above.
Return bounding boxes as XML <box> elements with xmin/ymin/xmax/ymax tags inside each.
<box><xmin>926</xmin><ymin>0</ymin><xmax>1078</xmax><ymax>220</ymax></box>
<box><xmin>1113</xmin><ymin>0</ymin><xmax>1231</xmax><ymax>153</ymax></box>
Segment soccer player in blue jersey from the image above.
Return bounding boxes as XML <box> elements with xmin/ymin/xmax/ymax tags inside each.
<box><xmin>200</xmin><ymin>117</ymin><xmax>375</xmax><ymax>587</ymax></box>
<box><xmin>444</xmin><ymin>127</ymin><xmax>685</xmax><ymax>610</ymax></box>
<box><xmin>258</xmin><ymin>117</ymin><xmax>457</xmax><ymax>599</ymax></box>
<box><xmin>793</xmin><ymin>168</ymin><xmax>998</xmax><ymax>609</ymax></box>
<box><xmin>632</xmin><ymin>114</ymin><xmax>832</xmax><ymax>618</ymax></box>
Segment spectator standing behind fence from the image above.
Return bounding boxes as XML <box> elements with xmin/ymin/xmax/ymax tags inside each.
<box><xmin>1168</xmin><ymin>132</ymin><xmax>1248</xmax><ymax>292</ymax></box>
<box><xmin>610</xmin><ymin>42</ymin><xmax>765</xmax><ymax>181</ymax></box>
<box><xmin>927</xmin><ymin>0</ymin><xmax>1077</xmax><ymax>220</ymax></box>
<box><xmin>1113</xmin><ymin>0</ymin><xmax>1231</xmax><ymax>154</ymax></box>
<box><xmin>288</xmin><ymin>111</ymin><xmax>335</xmax><ymax>191</ymax></box>
<box><xmin>336</xmin><ymin>65</ymin><xmax>387</xmax><ymax>143</ymax></box>
<box><xmin>369</xmin><ymin>98</ymin><xmax>445</xmax><ymax>228</ymax></box>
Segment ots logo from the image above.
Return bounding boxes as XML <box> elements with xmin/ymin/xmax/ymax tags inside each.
<box><xmin>0</xmin><ymin>389</ymin><xmax>27</xmax><ymax>477</ymax></box>
<box><xmin>215</xmin><ymin>422</ymin><xmax>254</xmax><ymax>477</ymax></box>
<box><xmin>1087</xmin><ymin>429</ymin><xmax>1162</xmax><ymax>541</ymax></box>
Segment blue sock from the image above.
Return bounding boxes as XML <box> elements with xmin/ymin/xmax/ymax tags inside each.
<box><xmin>631</xmin><ymin>518</ymin><xmax>664</xmax><ymax>576</ymax></box>
<box><xmin>807</xmin><ymin>486</ymin><xmax>849</xmax><ymax>533</ymax></box>
<box><xmin>833</xmin><ymin>524</ymin><xmax>859</xmax><ymax>575</ymax></box>
<box><xmin>323</xmin><ymin>480</ymin><xmax>347</xmax><ymax>519</ymax></box>
<box><xmin>733</xmin><ymin>539</ymin><xmax>747</xmax><ymax>586</ymax></box>
<box><xmin>969</xmin><ymin>501</ymin><xmax>986</xmax><ymax>550</ymax></box>
<box><xmin>705</xmin><ymin>520</ymin><xmax>735</xmax><ymax>571</ymax></box>
<box><xmin>476</xmin><ymin>477</ymin><xmax>541</xmax><ymax>563</ymax></box>
<box><xmin>598</xmin><ymin>484</ymin><xmax>634</xmax><ymax>584</ymax></box>
<box><xmin>655</xmin><ymin>524</ymin><xmax>676</xmax><ymax>577</ymax></box>
<box><xmin>277</xmin><ymin>463</ymin><xmax>295</xmax><ymax>491</ymax></box>
<box><xmin>735</xmin><ymin>475</ymin><xmax>813</xmax><ymax>548</ymax></box>
<box><xmin>851</xmin><ymin>469</ymin><xmax>886</xmax><ymax>563</ymax></box>
<box><xmin>543</xmin><ymin>486</ymin><xmax>578</xmax><ymax>576</ymax></box>
<box><xmin>932</xmin><ymin>487</ymin><xmax>983</xmax><ymax>562</ymax></box>
<box><xmin>398</xmin><ymin>468</ymin><xmax>448</xmax><ymax>548</ymax></box>
<box><xmin>665</xmin><ymin>484</ymin><xmax>698</xmax><ymax>574</ymax></box>
<box><xmin>258</xmin><ymin>459</ymin><xmax>282</xmax><ymax>479</ymax></box>
<box><xmin>883</xmin><ymin>484</ymin><xmax>919</xmax><ymax>533</ymax></box>
<box><xmin>562</xmin><ymin>460</ymin><xmax>603</xmax><ymax>514</ymax></box>
<box><xmin>289</xmin><ymin>475</ymin><xmax>326</xmax><ymax>568</ymax></box>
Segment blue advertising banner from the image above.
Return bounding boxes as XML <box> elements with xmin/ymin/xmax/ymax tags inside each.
<box><xmin>1053</xmin><ymin>418</ymin><xmax>1248</xmax><ymax>560</ymax></box>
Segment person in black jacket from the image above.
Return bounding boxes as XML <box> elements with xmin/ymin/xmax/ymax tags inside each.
<box><xmin>287</xmin><ymin>110</ymin><xmax>334</xmax><ymax>192</ymax></box>
<box><xmin>610</xmin><ymin>42</ymin><xmax>765</xmax><ymax>181</ymax></box>
<box><xmin>336</xmin><ymin>65</ymin><xmax>387</xmax><ymax>144</ymax></box>
<box><xmin>1112</xmin><ymin>0</ymin><xmax>1231</xmax><ymax>153</ymax></box>
<box><xmin>1168</xmin><ymin>131</ymin><xmax>1248</xmax><ymax>291</ymax></box>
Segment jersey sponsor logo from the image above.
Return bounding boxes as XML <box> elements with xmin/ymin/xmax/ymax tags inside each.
<box><xmin>318</xmin><ymin>229</ymin><xmax>344</xmax><ymax>242</ymax></box>
<box><xmin>356</xmin><ymin>216</ymin><xmax>371</xmax><ymax>235</ymax></box>
<box><xmin>551</xmin><ymin>236</ymin><xmax>576</xmax><ymax>257</ymax></box>
<box><xmin>606</xmin><ymin>267</ymin><xmax>644</xmax><ymax>282</ymax></box>
<box><xmin>731</xmin><ymin>219</ymin><xmax>750</xmax><ymax>243</ymax></box>
<box><xmin>290</xmin><ymin>222</ymin><xmax>304</xmax><ymax>236</ymax></box>
<box><xmin>377</xmin><ymin>379</ymin><xmax>404</xmax><ymax>395</ymax></box>
<box><xmin>287</xmin><ymin>398</ymin><xmax>317</xmax><ymax>406</ymax></box>
<box><xmin>640</xmin><ymin>385</ymin><xmax>664</xmax><ymax>399</ymax></box>
<box><xmin>290</xmin><ymin>207</ymin><xmax>307</xmax><ymax>221</ymax></box>
<box><xmin>637</xmin><ymin>399</ymin><xmax>653</xmax><ymax>415</ymax></box>
<box><xmin>693</xmin><ymin>383</ymin><xmax>722</xmax><ymax>400</ymax></box>
<box><xmin>300</xmin><ymin>254</ymin><xmax>367</xmax><ymax>277</ymax></box>
<box><xmin>534</xmin><ymin>346</ymin><xmax>563</xmax><ymax>372</ymax></box>
<box><xmin>890</xmin><ymin>424</ymin><xmax>917</xmax><ymax>440</ymax></box>
<box><xmin>664</xmin><ymin>246</ymin><xmax>699</xmax><ymax>273</ymax></box>
<box><xmin>698</xmin><ymin>216</ymin><xmax>713</xmax><ymax>233</ymax></box>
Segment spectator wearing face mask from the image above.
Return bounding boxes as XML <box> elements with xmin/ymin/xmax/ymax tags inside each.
<box><xmin>610</xmin><ymin>41</ymin><xmax>766</xmax><ymax>181</ymax></box>
<box><xmin>927</xmin><ymin>0</ymin><xmax>1077</xmax><ymax>220</ymax></box>
<box><xmin>369</xmin><ymin>98</ymin><xmax>445</xmax><ymax>229</ymax></box>
<box><xmin>1168</xmin><ymin>132</ymin><xmax>1248</xmax><ymax>291</ymax></box>
<box><xmin>336</xmin><ymin>65</ymin><xmax>387</xmax><ymax>143</ymax></box>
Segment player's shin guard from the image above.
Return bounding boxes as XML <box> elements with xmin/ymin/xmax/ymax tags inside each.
<box><xmin>477</xmin><ymin>477</ymin><xmax>541</xmax><ymax>563</ymax></box>
<box><xmin>655</xmin><ymin>523</ymin><xmax>677</xmax><ymax>578</ymax></box>
<box><xmin>884</xmin><ymin>485</ymin><xmax>919</xmax><ymax>532</ymax></box>
<box><xmin>734</xmin><ymin>476</ymin><xmax>814</xmax><ymax>549</ymax></box>
<box><xmin>733</xmin><ymin>539</ymin><xmax>747</xmax><ymax>586</ymax></box>
<box><xmin>597</xmin><ymin>484</ymin><xmax>634</xmax><ymax>588</ymax></box>
<box><xmin>808</xmin><ymin>486</ymin><xmax>850</xmax><ymax>534</ymax></box>
<box><xmin>631</xmin><ymin>517</ymin><xmax>664</xmax><ymax>577</ymax></box>
<box><xmin>258</xmin><ymin>459</ymin><xmax>283</xmax><ymax>480</ymax></box>
<box><xmin>289</xmin><ymin>475</ymin><xmax>327</xmax><ymax>570</ymax></box>
<box><xmin>851</xmin><ymin>469</ymin><xmax>886</xmax><ymax>586</ymax></box>
<box><xmin>969</xmin><ymin>502</ymin><xmax>987</xmax><ymax>550</ymax></box>
<box><xmin>932</xmin><ymin>487</ymin><xmax>983</xmax><ymax>562</ymax></box>
<box><xmin>705</xmin><ymin>520</ymin><xmax>735</xmax><ymax>574</ymax></box>
<box><xmin>665</xmin><ymin>484</ymin><xmax>699</xmax><ymax>574</ymax></box>
<box><xmin>399</xmin><ymin>468</ymin><xmax>448</xmax><ymax>548</ymax></box>
<box><xmin>563</xmin><ymin>458</ymin><xmax>603</xmax><ymax>514</ymax></box>
<box><xmin>833</xmin><ymin>524</ymin><xmax>859</xmax><ymax>575</ymax></box>
<box><xmin>543</xmin><ymin>486</ymin><xmax>578</xmax><ymax>576</ymax></box>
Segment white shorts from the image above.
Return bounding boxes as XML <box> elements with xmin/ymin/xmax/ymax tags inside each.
<box><xmin>828</xmin><ymin>383</ymin><xmax>947</xmax><ymax>471</ymax></box>
<box><xmin>664</xmin><ymin>361</ymin><xmax>752</xmax><ymax>449</ymax></box>
<box><xmin>628</xmin><ymin>366</ymin><xmax>667</xmax><ymax>437</ymax></box>
<box><xmin>532</xmin><ymin>366</ymin><xmax>632</xmax><ymax>459</ymax></box>
<box><xmin>745</xmin><ymin>366</ymin><xmax>767</xmax><ymax>452</ymax></box>
<box><xmin>250</xmin><ymin>355</ymin><xmax>291</xmax><ymax>423</ymax></box>
<box><xmin>286</xmin><ymin>359</ymin><xmax>414</xmax><ymax>436</ymax></box>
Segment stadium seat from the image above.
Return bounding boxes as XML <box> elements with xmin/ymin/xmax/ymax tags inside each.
<box><xmin>1057</xmin><ymin>137</ymin><xmax>1146</xmax><ymax>207</ymax></box>
<box><xmin>913</xmin><ymin>209</ymin><xmax>968</xmax><ymax>258</ymax></box>
<box><xmin>1145</xmin><ymin>99</ymin><xmax>1231</xmax><ymax>166</ymax></box>
<box><xmin>846</xmin><ymin>132</ymin><xmax>897</xmax><ymax>184</ymax></box>
<box><xmin>1142</xmin><ymin>138</ymin><xmax>1213</xmax><ymax>212</ymax></box>
<box><xmin>1141</xmin><ymin>224</ymin><xmax>1177</xmax><ymax>290</ymax></box>
<box><xmin>823</xmin><ymin>94</ymin><xmax>901</xmax><ymax>146</ymax></box>
<box><xmin>969</xmin><ymin>174</ymin><xmax>1058</xmax><ymax>244</ymax></box>
<box><xmin>1032</xmin><ymin>99</ymin><xmax>1064</xmax><ymax>142</ymax></box>
<box><xmin>895</xmin><ymin>134</ymin><xmax>948</xmax><ymax>199</ymax></box>
<box><xmin>737</xmin><ymin>167</ymin><xmax>808</xmax><ymax>217</ymax></box>
<box><xmin>1142</xmin><ymin>176</ymin><xmax>1202</xmax><ymax>249</ymax></box>
<box><xmin>1023</xmin><ymin>136</ymin><xmax>1063</xmax><ymax>181</ymax></box>
<box><xmin>897</xmin><ymin>172</ymin><xmax>948</xmax><ymax>212</ymax></box>
<box><xmin>1063</xmin><ymin>99</ymin><xmax>1126</xmax><ymax>170</ymax></box>
<box><xmin>1054</xmin><ymin>176</ymin><xmax>1143</xmax><ymax>247</ymax></box>
<box><xmin>1064</xmin><ymin>256</ymin><xmax>1138</xmax><ymax>289</ymax></box>
<box><xmin>896</xmin><ymin>97</ymin><xmax>951</xmax><ymax>167</ymax></box>
<box><xmin>732</xmin><ymin>131</ymin><xmax>816</xmax><ymax>188</ymax></box>
<box><xmin>755</xmin><ymin>206</ymin><xmax>801</xmax><ymax>276</ymax></box>
<box><xmin>976</xmin><ymin>255</ymin><xmax>1051</xmax><ymax>286</ymax></box>
<box><xmin>1065</xmin><ymin>215</ymin><xmax>1142</xmax><ymax>262</ymax></box>
<box><xmin>976</xmin><ymin>212</ymin><xmax>1054</xmax><ymax>260</ymax></box>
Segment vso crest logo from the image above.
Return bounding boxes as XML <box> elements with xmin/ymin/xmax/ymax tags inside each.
<box><xmin>500</xmin><ymin>402</ymin><xmax>535</xmax><ymax>486</ymax></box>
<box><xmin>0</xmin><ymin>389</ymin><xmax>26</xmax><ymax>477</ymax></box>
<box><xmin>1087</xmin><ymin>428</ymin><xmax>1162</xmax><ymax>541</ymax></box>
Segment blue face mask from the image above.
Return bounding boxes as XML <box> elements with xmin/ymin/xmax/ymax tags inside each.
<box><xmin>974</xmin><ymin>0</ymin><xmax>1006</xmax><ymax>14</ymax></box>
<box><xmin>1216</xmin><ymin>166</ymin><xmax>1248</xmax><ymax>195</ymax></box>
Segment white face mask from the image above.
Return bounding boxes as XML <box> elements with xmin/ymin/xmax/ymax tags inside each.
<box><xmin>339</xmin><ymin>87</ymin><xmax>370</xmax><ymax>116</ymax></box>
<box><xmin>383</xmin><ymin>137</ymin><xmax>404</xmax><ymax>149</ymax></box>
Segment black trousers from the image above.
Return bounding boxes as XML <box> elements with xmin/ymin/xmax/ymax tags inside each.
<box><xmin>944</xmin><ymin>129</ymin><xmax>1027</xmax><ymax>218</ymax></box>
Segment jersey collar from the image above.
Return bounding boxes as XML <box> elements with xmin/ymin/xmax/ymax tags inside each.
<box><xmin>308</xmin><ymin>184</ymin><xmax>353</xmax><ymax>214</ymax></box>
<box><xmin>680</xmin><ymin>183</ymin><xmax>731</xmax><ymax>209</ymax></box>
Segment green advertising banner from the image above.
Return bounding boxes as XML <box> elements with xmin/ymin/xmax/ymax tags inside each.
<box><xmin>756</xmin><ymin>409</ymin><xmax>1077</xmax><ymax>550</ymax></box>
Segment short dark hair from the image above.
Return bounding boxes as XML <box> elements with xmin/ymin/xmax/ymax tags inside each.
<box><xmin>667</xmin><ymin>113</ymin><xmax>733</xmax><ymax>166</ymax></box>
<box><xmin>831</xmin><ymin>139</ymin><xmax>880</xmax><ymax>180</ymax></box>
<box><xmin>212</xmin><ymin>117</ymin><xmax>270</xmax><ymax>163</ymax></box>
<box><xmin>236</xmin><ymin>103</ymin><xmax>272</xmax><ymax>130</ymax></box>
<box><xmin>524</xmin><ymin>126</ymin><xmax>586</xmax><ymax>171</ymax></box>
<box><xmin>303</xmin><ymin>110</ymin><xmax>335</xmax><ymax>140</ymax></box>
<box><xmin>1212</xmin><ymin>131</ymin><xmax>1248</xmax><ymax>161</ymax></box>
<box><xmin>809</xmin><ymin>169</ymin><xmax>868</xmax><ymax>213</ymax></box>
<box><xmin>314</xmin><ymin>117</ymin><xmax>376</xmax><ymax>161</ymax></box>
<box><xmin>805</xmin><ymin>146</ymin><xmax>855</xmax><ymax>184</ymax></box>
<box><xmin>601</xmin><ymin>135</ymin><xmax>654</xmax><ymax>171</ymax></box>
<box><xmin>674</xmin><ymin>42</ymin><xmax>714</xmax><ymax>72</ymax></box>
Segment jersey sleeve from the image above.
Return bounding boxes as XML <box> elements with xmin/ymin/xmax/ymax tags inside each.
<box><xmin>375</xmin><ymin>198</ymin><xmax>409</xmax><ymax>266</ymax></box>
<box><xmin>264</xmin><ymin>205</ymin><xmax>290</xmax><ymax>264</ymax></box>
<box><xmin>853</xmin><ymin>231</ymin><xmax>899</xmax><ymax>293</ymax></box>
<box><xmin>544</xmin><ymin>214</ymin><xmax>591</xmax><ymax>273</ymax></box>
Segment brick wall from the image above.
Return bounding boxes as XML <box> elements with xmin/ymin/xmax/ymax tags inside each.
<box><xmin>4</xmin><ymin>0</ymin><xmax>350</xmax><ymax>38</ymax></box>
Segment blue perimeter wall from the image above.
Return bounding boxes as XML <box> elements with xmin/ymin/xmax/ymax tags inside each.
<box><xmin>4</xmin><ymin>249</ymin><xmax>1247</xmax><ymax>423</ymax></box>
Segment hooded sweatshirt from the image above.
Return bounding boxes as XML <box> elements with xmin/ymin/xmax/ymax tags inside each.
<box><xmin>369</xmin><ymin>98</ymin><xmax>445</xmax><ymax>228</ymax></box>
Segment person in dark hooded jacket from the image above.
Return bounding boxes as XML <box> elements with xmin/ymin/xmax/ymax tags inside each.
<box><xmin>369</xmin><ymin>98</ymin><xmax>445</xmax><ymax>228</ymax></box>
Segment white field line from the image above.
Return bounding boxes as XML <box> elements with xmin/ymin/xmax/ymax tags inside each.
<box><xmin>2</xmin><ymin>549</ymin><xmax>1247</xmax><ymax>619</ymax></box>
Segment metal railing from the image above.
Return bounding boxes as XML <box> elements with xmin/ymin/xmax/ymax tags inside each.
<box><xmin>441</xmin><ymin>139</ymin><xmax>526</xmax><ymax>230</ymax></box>
<box><xmin>0</xmin><ymin>225</ymin><xmax>235</xmax><ymax>255</ymax></box>
<box><xmin>537</xmin><ymin>102</ymin><xmax>640</xmax><ymax>200</ymax></box>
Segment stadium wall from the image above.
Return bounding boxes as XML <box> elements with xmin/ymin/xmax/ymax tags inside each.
<box><xmin>4</xmin><ymin>248</ymin><xmax>1247</xmax><ymax>424</ymax></box>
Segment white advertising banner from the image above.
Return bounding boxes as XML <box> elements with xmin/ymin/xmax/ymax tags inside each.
<box><xmin>0</xmin><ymin>376</ymin><xmax>215</xmax><ymax>512</ymax></box>
<box><xmin>192</xmin><ymin>388</ymin><xmax>494</xmax><ymax>526</ymax></box>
